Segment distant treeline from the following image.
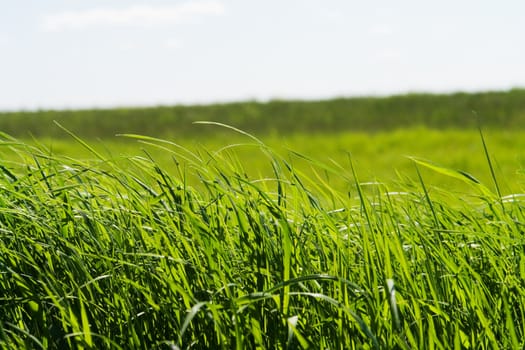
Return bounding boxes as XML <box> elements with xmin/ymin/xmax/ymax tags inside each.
<box><xmin>1</xmin><ymin>89</ymin><xmax>525</xmax><ymax>139</ymax></box>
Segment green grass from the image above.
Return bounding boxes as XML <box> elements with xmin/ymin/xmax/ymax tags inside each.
<box><xmin>1</xmin><ymin>128</ymin><xmax>524</xmax><ymax>349</ymax></box>
<box><xmin>2</xmin><ymin>88</ymin><xmax>525</xmax><ymax>139</ymax></box>
<box><xmin>12</xmin><ymin>126</ymin><xmax>525</xmax><ymax>195</ymax></box>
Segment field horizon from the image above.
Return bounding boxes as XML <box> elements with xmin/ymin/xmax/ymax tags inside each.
<box><xmin>1</xmin><ymin>88</ymin><xmax>525</xmax><ymax>139</ymax></box>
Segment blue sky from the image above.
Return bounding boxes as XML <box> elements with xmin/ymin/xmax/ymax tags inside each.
<box><xmin>1</xmin><ymin>1</ymin><xmax>524</xmax><ymax>111</ymax></box>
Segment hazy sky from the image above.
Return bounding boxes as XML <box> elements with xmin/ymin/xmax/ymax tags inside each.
<box><xmin>1</xmin><ymin>1</ymin><xmax>524</xmax><ymax>111</ymax></box>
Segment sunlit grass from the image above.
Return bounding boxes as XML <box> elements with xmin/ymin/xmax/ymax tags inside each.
<box><xmin>1</xmin><ymin>129</ymin><xmax>524</xmax><ymax>348</ymax></box>
<box><xmin>13</xmin><ymin>127</ymin><xmax>525</xmax><ymax>195</ymax></box>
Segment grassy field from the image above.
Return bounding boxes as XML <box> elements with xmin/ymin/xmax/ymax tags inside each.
<box><xmin>11</xmin><ymin>126</ymin><xmax>525</xmax><ymax>196</ymax></box>
<box><xmin>1</xmin><ymin>89</ymin><xmax>525</xmax><ymax>139</ymax></box>
<box><xmin>1</xmin><ymin>131</ymin><xmax>524</xmax><ymax>349</ymax></box>
<box><xmin>1</xmin><ymin>89</ymin><xmax>524</xmax><ymax>194</ymax></box>
<box><xmin>1</xmin><ymin>90</ymin><xmax>525</xmax><ymax>348</ymax></box>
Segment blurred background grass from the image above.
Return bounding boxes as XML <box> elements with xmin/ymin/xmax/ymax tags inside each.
<box><xmin>2</xmin><ymin>89</ymin><xmax>525</xmax><ymax>138</ymax></box>
<box><xmin>1</xmin><ymin>89</ymin><xmax>524</xmax><ymax>195</ymax></box>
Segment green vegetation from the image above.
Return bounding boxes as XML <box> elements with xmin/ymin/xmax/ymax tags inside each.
<box><xmin>2</xmin><ymin>89</ymin><xmax>524</xmax><ymax>193</ymax></box>
<box><xmin>1</xmin><ymin>89</ymin><xmax>525</xmax><ymax>139</ymax></box>
<box><xmin>1</xmin><ymin>126</ymin><xmax>524</xmax><ymax>348</ymax></box>
<box><xmin>15</xmin><ymin>127</ymin><xmax>525</xmax><ymax>196</ymax></box>
<box><xmin>1</xmin><ymin>90</ymin><xmax>525</xmax><ymax>348</ymax></box>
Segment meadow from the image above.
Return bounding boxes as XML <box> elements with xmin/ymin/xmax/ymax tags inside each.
<box><xmin>1</xmin><ymin>88</ymin><xmax>525</xmax><ymax>139</ymax></box>
<box><xmin>1</xmin><ymin>90</ymin><xmax>525</xmax><ymax>348</ymax></box>
<box><xmin>11</xmin><ymin>127</ymin><xmax>525</xmax><ymax>197</ymax></box>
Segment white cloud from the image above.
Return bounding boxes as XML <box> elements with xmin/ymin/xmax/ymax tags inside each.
<box><xmin>41</xmin><ymin>1</ymin><xmax>225</xmax><ymax>32</ymax></box>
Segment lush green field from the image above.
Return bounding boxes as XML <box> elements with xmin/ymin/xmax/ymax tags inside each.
<box><xmin>2</xmin><ymin>89</ymin><xmax>524</xmax><ymax>194</ymax></box>
<box><xmin>1</xmin><ymin>90</ymin><xmax>525</xmax><ymax>348</ymax></box>
<box><xmin>1</xmin><ymin>89</ymin><xmax>525</xmax><ymax>139</ymax></box>
<box><xmin>11</xmin><ymin>126</ymin><xmax>525</xmax><ymax>196</ymax></box>
<box><xmin>1</xmin><ymin>127</ymin><xmax>525</xmax><ymax>348</ymax></box>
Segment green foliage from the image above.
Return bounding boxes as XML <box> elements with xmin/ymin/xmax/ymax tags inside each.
<box><xmin>1</xmin><ymin>89</ymin><xmax>525</xmax><ymax>138</ymax></box>
<box><xmin>13</xmin><ymin>127</ymin><xmax>525</xmax><ymax>196</ymax></box>
<box><xmin>0</xmin><ymin>131</ymin><xmax>524</xmax><ymax>349</ymax></box>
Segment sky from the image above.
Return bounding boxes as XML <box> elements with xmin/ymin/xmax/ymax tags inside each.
<box><xmin>1</xmin><ymin>0</ymin><xmax>525</xmax><ymax>111</ymax></box>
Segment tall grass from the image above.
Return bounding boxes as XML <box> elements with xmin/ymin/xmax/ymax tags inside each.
<box><xmin>0</xmin><ymin>129</ymin><xmax>524</xmax><ymax>349</ymax></box>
